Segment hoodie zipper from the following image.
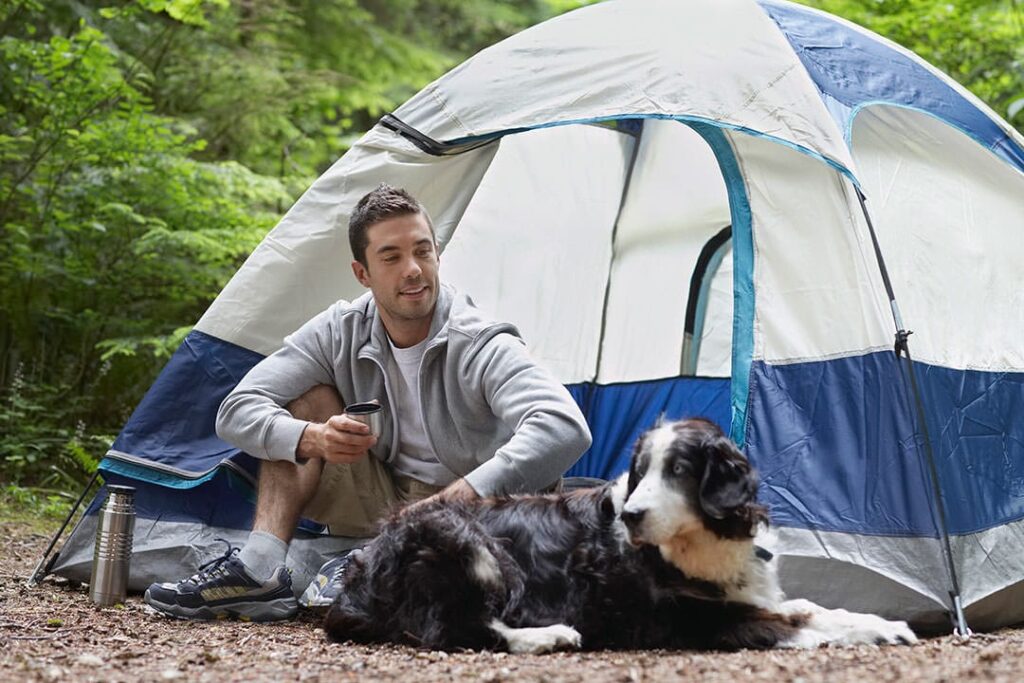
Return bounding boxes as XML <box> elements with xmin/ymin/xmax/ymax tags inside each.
<box><xmin>360</xmin><ymin>352</ymin><xmax>401</xmax><ymax>464</ymax></box>
<box><xmin>414</xmin><ymin>341</ymin><xmax>453</xmax><ymax>474</ymax></box>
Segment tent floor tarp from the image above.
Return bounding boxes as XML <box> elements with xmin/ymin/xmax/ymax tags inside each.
<box><xmin>51</xmin><ymin>513</ymin><xmax>360</xmax><ymax>600</ymax></box>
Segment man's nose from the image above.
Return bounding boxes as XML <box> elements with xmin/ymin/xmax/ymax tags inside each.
<box><xmin>402</xmin><ymin>256</ymin><xmax>422</xmax><ymax>279</ymax></box>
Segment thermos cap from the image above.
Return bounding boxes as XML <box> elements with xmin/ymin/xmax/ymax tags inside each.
<box><xmin>106</xmin><ymin>485</ymin><xmax>136</xmax><ymax>496</ymax></box>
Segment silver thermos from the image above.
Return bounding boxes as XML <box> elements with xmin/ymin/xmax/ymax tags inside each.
<box><xmin>89</xmin><ymin>484</ymin><xmax>136</xmax><ymax>606</ymax></box>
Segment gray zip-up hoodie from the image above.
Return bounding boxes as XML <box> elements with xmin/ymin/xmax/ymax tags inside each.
<box><xmin>215</xmin><ymin>284</ymin><xmax>592</xmax><ymax>496</ymax></box>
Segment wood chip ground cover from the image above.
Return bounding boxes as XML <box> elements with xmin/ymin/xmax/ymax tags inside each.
<box><xmin>2</xmin><ymin>521</ymin><xmax>1022</xmax><ymax>682</ymax></box>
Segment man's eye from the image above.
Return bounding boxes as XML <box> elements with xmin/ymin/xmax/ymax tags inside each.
<box><xmin>383</xmin><ymin>256</ymin><xmax>399</xmax><ymax>264</ymax></box>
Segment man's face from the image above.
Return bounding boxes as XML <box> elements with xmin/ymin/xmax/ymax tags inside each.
<box><xmin>351</xmin><ymin>212</ymin><xmax>440</xmax><ymax>334</ymax></box>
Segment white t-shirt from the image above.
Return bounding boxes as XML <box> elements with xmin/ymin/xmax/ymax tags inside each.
<box><xmin>387</xmin><ymin>337</ymin><xmax>457</xmax><ymax>486</ymax></box>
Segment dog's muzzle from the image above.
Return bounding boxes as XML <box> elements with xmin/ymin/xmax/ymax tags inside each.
<box><xmin>620</xmin><ymin>508</ymin><xmax>647</xmax><ymax>545</ymax></box>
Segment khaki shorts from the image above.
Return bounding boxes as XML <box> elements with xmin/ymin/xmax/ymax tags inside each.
<box><xmin>302</xmin><ymin>455</ymin><xmax>444</xmax><ymax>538</ymax></box>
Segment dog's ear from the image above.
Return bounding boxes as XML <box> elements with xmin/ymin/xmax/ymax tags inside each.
<box><xmin>698</xmin><ymin>436</ymin><xmax>759</xmax><ymax>523</ymax></box>
<box><xmin>626</xmin><ymin>432</ymin><xmax>648</xmax><ymax>496</ymax></box>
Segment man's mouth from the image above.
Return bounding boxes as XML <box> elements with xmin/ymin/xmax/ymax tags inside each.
<box><xmin>399</xmin><ymin>285</ymin><xmax>428</xmax><ymax>298</ymax></box>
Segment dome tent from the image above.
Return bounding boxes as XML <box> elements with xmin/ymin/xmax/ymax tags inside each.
<box><xmin>41</xmin><ymin>0</ymin><xmax>1024</xmax><ymax>633</ymax></box>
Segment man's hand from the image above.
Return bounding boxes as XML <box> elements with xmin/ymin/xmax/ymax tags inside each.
<box><xmin>296</xmin><ymin>415</ymin><xmax>377</xmax><ymax>464</ymax></box>
<box><xmin>402</xmin><ymin>478</ymin><xmax>480</xmax><ymax>515</ymax></box>
<box><xmin>435</xmin><ymin>478</ymin><xmax>480</xmax><ymax>504</ymax></box>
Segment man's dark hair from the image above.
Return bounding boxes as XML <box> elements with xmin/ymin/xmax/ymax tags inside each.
<box><xmin>349</xmin><ymin>183</ymin><xmax>435</xmax><ymax>267</ymax></box>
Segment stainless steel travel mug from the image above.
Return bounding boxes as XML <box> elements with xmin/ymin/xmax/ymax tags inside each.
<box><xmin>344</xmin><ymin>401</ymin><xmax>383</xmax><ymax>438</ymax></box>
<box><xmin>89</xmin><ymin>484</ymin><xmax>136</xmax><ymax>606</ymax></box>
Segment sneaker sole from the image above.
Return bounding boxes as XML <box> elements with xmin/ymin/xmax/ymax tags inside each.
<box><xmin>144</xmin><ymin>589</ymin><xmax>298</xmax><ymax>622</ymax></box>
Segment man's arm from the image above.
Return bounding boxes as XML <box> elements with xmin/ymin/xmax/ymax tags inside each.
<box><xmin>216</xmin><ymin>306</ymin><xmax>359</xmax><ymax>463</ymax></box>
<box><xmin>460</xmin><ymin>333</ymin><xmax>592</xmax><ymax>496</ymax></box>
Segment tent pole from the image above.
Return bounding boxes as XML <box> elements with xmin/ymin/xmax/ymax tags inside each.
<box><xmin>854</xmin><ymin>187</ymin><xmax>970</xmax><ymax>638</ymax></box>
<box><xmin>26</xmin><ymin>469</ymin><xmax>100</xmax><ymax>586</ymax></box>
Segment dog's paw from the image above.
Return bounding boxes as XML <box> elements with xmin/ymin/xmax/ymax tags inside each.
<box><xmin>843</xmin><ymin>613</ymin><xmax>917</xmax><ymax>646</ymax></box>
<box><xmin>489</xmin><ymin>620</ymin><xmax>582</xmax><ymax>654</ymax></box>
<box><xmin>780</xmin><ymin>603</ymin><xmax>917</xmax><ymax>648</ymax></box>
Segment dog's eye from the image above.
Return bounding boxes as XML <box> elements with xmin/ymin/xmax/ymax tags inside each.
<box><xmin>672</xmin><ymin>461</ymin><xmax>686</xmax><ymax>476</ymax></box>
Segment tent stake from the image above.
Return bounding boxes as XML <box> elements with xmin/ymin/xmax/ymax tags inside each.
<box><xmin>855</xmin><ymin>187</ymin><xmax>970</xmax><ymax>637</ymax></box>
<box><xmin>26</xmin><ymin>469</ymin><xmax>100</xmax><ymax>587</ymax></box>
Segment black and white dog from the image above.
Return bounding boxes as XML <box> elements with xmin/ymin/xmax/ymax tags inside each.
<box><xmin>324</xmin><ymin>418</ymin><xmax>916</xmax><ymax>653</ymax></box>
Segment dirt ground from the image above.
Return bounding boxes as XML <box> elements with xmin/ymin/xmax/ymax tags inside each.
<box><xmin>2</xmin><ymin>521</ymin><xmax>1023</xmax><ymax>683</ymax></box>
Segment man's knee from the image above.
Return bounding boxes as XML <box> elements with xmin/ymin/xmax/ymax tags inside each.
<box><xmin>287</xmin><ymin>384</ymin><xmax>344</xmax><ymax>423</ymax></box>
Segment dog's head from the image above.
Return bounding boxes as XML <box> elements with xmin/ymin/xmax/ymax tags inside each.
<box><xmin>620</xmin><ymin>417</ymin><xmax>766</xmax><ymax>545</ymax></box>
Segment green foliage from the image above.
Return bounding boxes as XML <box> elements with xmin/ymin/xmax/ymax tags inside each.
<box><xmin>2</xmin><ymin>485</ymin><xmax>81</xmax><ymax>522</ymax></box>
<box><xmin>137</xmin><ymin>0</ymin><xmax>230</xmax><ymax>28</ymax></box>
<box><xmin>0</xmin><ymin>0</ymin><xmax>301</xmax><ymax>488</ymax></box>
<box><xmin>0</xmin><ymin>365</ymin><xmax>106</xmax><ymax>492</ymax></box>
<box><xmin>0</xmin><ymin>2</ymin><xmax>286</xmax><ymax>491</ymax></box>
<box><xmin>0</xmin><ymin>0</ymin><xmax>566</xmax><ymax>491</ymax></box>
<box><xmin>798</xmin><ymin>0</ymin><xmax>1024</xmax><ymax>131</ymax></box>
<box><xmin>95</xmin><ymin>0</ymin><xmax>559</xmax><ymax>182</ymax></box>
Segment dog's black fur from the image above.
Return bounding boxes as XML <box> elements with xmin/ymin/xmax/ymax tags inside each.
<box><xmin>323</xmin><ymin>419</ymin><xmax>807</xmax><ymax>651</ymax></box>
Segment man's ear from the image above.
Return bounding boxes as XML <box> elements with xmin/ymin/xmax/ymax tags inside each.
<box><xmin>352</xmin><ymin>260</ymin><xmax>370</xmax><ymax>288</ymax></box>
<box><xmin>698</xmin><ymin>438</ymin><xmax>758</xmax><ymax>520</ymax></box>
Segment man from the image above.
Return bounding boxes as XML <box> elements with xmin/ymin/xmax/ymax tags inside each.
<box><xmin>144</xmin><ymin>184</ymin><xmax>592</xmax><ymax>621</ymax></box>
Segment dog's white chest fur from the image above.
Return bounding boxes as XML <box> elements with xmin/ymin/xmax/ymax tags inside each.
<box><xmin>658</xmin><ymin>530</ymin><xmax>784</xmax><ymax>609</ymax></box>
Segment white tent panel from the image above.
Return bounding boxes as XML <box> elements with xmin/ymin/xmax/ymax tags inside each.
<box><xmin>195</xmin><ymin>126</ymin><xmax>498</xmax><ymax>356</ymax></box>
<box><xmin>614</xmin><ymin>121</ymin><xmax>730</xmax><ymax>248</ymax></box>
<box><xmin>730</xmin><ymin>131</ymin><xmax>892</xmax><ymax>363</ymax></box>
<box><xmin>597</xmin><ymin>121</ymin><xmax>730</xmax><ymax>383</ymax></box>
<box><xmin>696</xmin><ymin>244</ymin><xmax>734</xmax><ymax>377</ymax></box>
<box><xmin>598</xmin><ymin>243</ymin><xmax>698</xmax><ymax>384</ymax></box>
<box><xmin>394</xmin><ymin>0</ymin><xmax>854</xmax><ymax>173</ymax></box>
<box><xmin>775</xmin><ymin>518</ymin><xmax>1024</xmax><ymax>630</ymax></box>
<box><xmin>441</xmin><ymin>125</ymin><xmax>634</xmax><ymax>384</ymax></box>
<box><xmin>851</xmin><ymin>105</ymin><xmax>1024</xmax><ymax>372</ymax></box>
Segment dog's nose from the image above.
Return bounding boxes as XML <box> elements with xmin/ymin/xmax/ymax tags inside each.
<box><xmin>620</xmin><ymin>508</ymin><xmax>646</xmax><ymax>529</ymax></box>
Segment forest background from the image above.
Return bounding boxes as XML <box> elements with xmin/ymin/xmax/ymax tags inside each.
<box><xmin>1</xmin><ymin>0</ymin><xmax>1022</xmax><ymax>513</ymax></box>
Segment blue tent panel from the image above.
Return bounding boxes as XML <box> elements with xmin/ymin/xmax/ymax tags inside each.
<box><xmin>89</xmin><ymin>470</ymin><xmax>332</xmax><ymax>534</ymax></box>
<box><xmin>90</xmin><ymin>470</ymin><xmax>256</xmax><ymax>530</ymax></box>
<box><xmin>110</xmin><ymin>331</ymin><xmax>729</xmax><ymax>486</ymax></box>
<box><xmin>109</xmin><ymin>330</ymin><xmax>262</xmax><ymax>477</ymax></box>
<box><xmin>566</xmin><ymin>376</ymin><xmax>731</xmax><ymax>480</ymax></box>
<box><xmin>760</xmin><ymin>0</ymin><xmax>1024</xmax><ymax>174</ymax></box>
<box><xmin>746</xmin><ymin>351</ymin><xmax>1024</xmax><ymax>537</ymax></box>
<box><xmin>916</xmin><ymin>362</ymin><xmax>1024</xmax><ymax>533</ymax></box>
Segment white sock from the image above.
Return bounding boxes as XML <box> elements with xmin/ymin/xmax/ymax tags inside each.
<box><xmin>237</xmin><ymin>531</ymin><xmax>288</xmax><ymax>582</ymax></box>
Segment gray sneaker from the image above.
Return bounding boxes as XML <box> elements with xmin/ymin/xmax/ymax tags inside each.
<box><xmin>299</xmin><ymin>549</ymin><xmax>360</xmax><ymax>608</ymax></box>
<box><xmin>144</xmin><ymin>541</ymin><xmax>297</xmax><ymax>622</ymax></box>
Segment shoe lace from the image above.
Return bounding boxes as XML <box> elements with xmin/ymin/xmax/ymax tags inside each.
<box><xmin>330</xmin><ymin>551</ymin><xmax>357</xmax><ymax>581</ymax></box>
<box><xmin>186</xmin><ymin>538</ymin><xmax>239</xmax><ymax>584</ymax></box>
